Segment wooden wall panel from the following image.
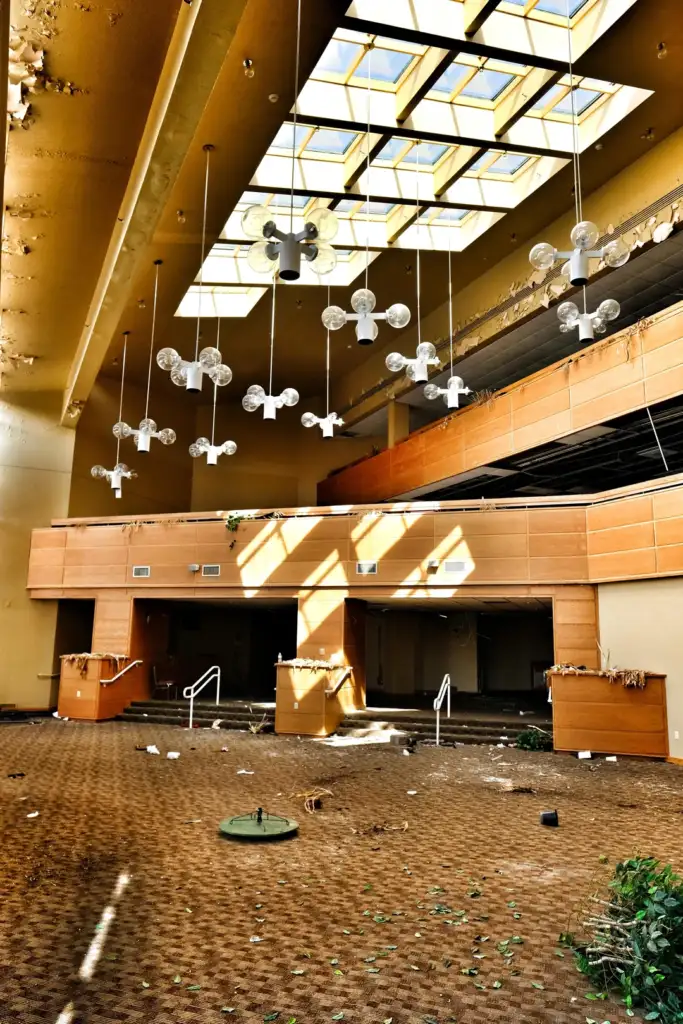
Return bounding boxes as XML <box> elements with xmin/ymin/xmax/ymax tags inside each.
<box><xmin>92</xmin><ymin>596</ymin><xmax>133</xmax><ymax>654</ymax></box>
<box><xmin>552</xmin><ymin>587</ymin><xmax>598</xmax><ymax>668</ymax></box>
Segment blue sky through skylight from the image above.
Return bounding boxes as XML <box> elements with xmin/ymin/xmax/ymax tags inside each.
<box><xmin>402</xmin><ymin>142</ymin><xmax>448</xmax><ymax>166</ymax></box>
<box><xmin>315</xmin><ymin>39</ymin><xmax>363</xmax><ymax>76</ymax></box>
<box><xmin>270</xmin><ymin>124</ymin><xmax>308</xmax><ymax>151</ymax></box>
<box><xmin>305</xmin><ymin>129</ymin><xmax>358</xmax><ymax>155</ymax></box>
<box><xmin>431</xmin><ymin>62</ymin><xmax>470</xmax><ymax>95</ymax></box>
<box><xmin>553</xmin><ymin>87</ymin><xmax>601</xmax><ymax>115</ymax></box>
<box><xmin>461</xmin><ymin>68</ymin><xmax>514</xmax><ymax>100</ymax></box>
<box><xmin>354</xmin><ymin>47</ymin><xmax>413</xmax><ymax>83</ymax></box>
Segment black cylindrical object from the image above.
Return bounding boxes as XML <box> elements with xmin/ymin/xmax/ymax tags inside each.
<box><xmin>540</xmin><ymin>810</ymin><xmax>559</xmax><ymax>827</ymax></box>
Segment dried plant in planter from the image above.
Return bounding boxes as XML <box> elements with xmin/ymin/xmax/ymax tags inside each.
<box><xmin>470</xmin><ymin>387</ymin><xmax>496</xmax><ymax>408</ymax></box>
<box><xmin>61</xmin><ymin>652</ymin><xmax>128</xmax><ymax>678</ymax></box>
<box><xmin>547</xmin><ymin>664</ymin><xmax>649</xmax><ymax>689</ymax></box>
<box><xmin>570</xmin><ymin>857</ymin><xmax>683</xmax><ymax>1022</ymax></box>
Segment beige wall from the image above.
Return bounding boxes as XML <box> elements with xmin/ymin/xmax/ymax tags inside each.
<box><xmin>365</xmin><ymin>609</ymin><xmax>478</xmax><ymax>699</ymax></box>
<box><xmin>0</xmin><ymin>392</ymin><xmax>75</xmax><ymax>707</ymax></box>
<box><xmin>70</xmin><ymin>378</ymin><xmax>195</xmax><ymax>517</ymax></box>
<box><xmin>191</xmin><ymin>401</ymin><xmax>380</xmax><ymax>512</ymax></box>
<box><xmin>598</xmin><ymin>578</ymin><xmax>683</xmax><ymax>759</ymax></box>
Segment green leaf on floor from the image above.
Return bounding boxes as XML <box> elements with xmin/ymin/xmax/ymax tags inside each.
<box><xmin>264</xmin><ymin>1014</ymin><xmax>280</xmax><ymax>1022</ymax></box>
<box><xmin>366</xmin><ymin>968</ymin><xmax>380</xmax><ymax>974</ymax></box>
<box><xmin>363</xmin><ymin>884</ymin><xmax>373</xmax><ymax>892</ymax></box>
<box><xmin>373</xmin><ymin>915</ymin><xmax>389</xmax><ymax>924</ymax></box>
<box><xmin>461</xmin><ymin>967</ymin><xmax>478</xmax><ymax>976</ymax></box>
<box><xmin>291</xmin><ymin>970</ymin><xmax>305</xmax><ymax>976</ymax></box>
<box><xmin>173</xmin><ymin>975</ymin><xmax>181</xmax><ymax>984</ymax></box>
<box><xmin>385</xmin><ymin>945</ymin><xmax>398</xmax><ymax>950</ymax></box>
<box><xmin>513</xmin><ymin>912</ymin><xmax>522</xmax><ymax>920</ymax></box>
<box><xmin>331</xmin><ymin>1014</ymin><xmax>344</xmax><ymax>1020</ymax></box>
<box><xmin>473</xmin><ymin>982</ymin><xmax>486</xmax><ymax>990</ymax></box>
<box><xmin>333</xmin><ymin>969</ymin><xmax>344</xmax><ymax>976</ymax></box>
<box><xmin>507</xmin><ymin>901</ymin><xmax>517</xmax><ymax>908</ymax></box>
<box><xmin>423</xmin><ymin>1016</ymin><xmax>439</xmax><ymax>1024</ymax></box>
<box><xmin>554</xmin><ymin>950</ymin><xmax>565</xmax><ymax>958</ymax></box>
<box><xmin>105</xmin><ymin>953</ymin><xmax>118</xmax><ymax>961</ymax></box>
<box><xmin>187</xmin><ymin>985</ymin><xmax>201</xmax><ymax>991</ymax></box>
<box><xmin>343</xmin><ymin>929</ymin><xmax>351</xmax><ymax>935</ymax></box>
<box><xmin>510</xmin><ymin>936</ymin><xmax>524</xmax><ymax>944</ymax></box>
<box><xmin>493</xmin><ymin>981</ymin><xmax>503</xmax><ymax>989</ymax></box>
<box><xmin>531</xmin><ymin>982</ymin><xmax>544</xmax><ymax>990</ymax></box>
<box><xmin>330</xmin><ymin>959</ymin><xmax>339</xmax><ymax>965</ymax></box>
<box><xmin>287</xmin><ymin>1019</ymin><xmax>297</xmax><ymax>1024</ymax></box>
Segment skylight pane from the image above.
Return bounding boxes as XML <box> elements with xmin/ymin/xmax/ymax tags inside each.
<box><xmin>269</xmin><ymin>193</ymin><xmax>310</xmax><ymax>208</ymax></box>
<box><xmin>534</xmin><ymin>0</ymin><xmax>589</xmax><ymax>14</ymax></box>
<box><xmin>239</xmin><ymin>191</ymin><xmax>267</xmax><ymax>206</ymax></box>
<box><xmin>315</xmin><ymin>39</ymin><xmax>363</xmax><ymax>76</ymax></box>
<box><xmin>305</xmin><ymin>129</ymin><xmax>358</xmax><ymax>155</ymax></box>
<box><xmin>335</xmin><ymin>199</ymin><xmax>360</xmax><ymax>214</ymax></box>
<box><xmin>461</xmin><ymin>68</ymin><xmax>514</xmax><ymax>100</ymax></box>
<box><xmin>553</xmin><ymin>87</ymin><xmax>601</xmax><ymax>115</ymax></box>
<box><xmin>376</xmin><ymin>137</ymin><xmax>409</xmax><ymax>162</ymax></box>
<box><xmin>270</xmin><ymin>124</ymin><xmax>309</xmax><ymax>151</ymax></box>
<box><xmin>431</xmin><ymin>62</ymin><xmax>470</xmax><ymax>95</ymax></box>
<box><xmin>357</xmin><ymin>201</ymin><xmax>395</xmax><ymax>216</ymax></box>
<box><xmin>355</xmin><ymin>47</ymin><xmax>413</xmax><ymax>83</ymax></box>
<box><xmin>488</xmin><ymin>153</ymin><xmax>530</xmax><ymax>174</ymax></box>
<box><xmin>470</xmin><ymin>151</ymin><xmax>493</xmax><ymax>171</ymax></box>
<box><xmin>402</xmin><ymin>142</ymin><xmax>448</xmax><ymax>166</ymax></box>
<box><xmin>531</xmin><ymin>84</ymin><xmax>565</xmax><ymax>110</ymax></box>
<box><xmin>435</xmin><ymin>208</ymin><xmax>468</xmax><ymax>222</ymax></box>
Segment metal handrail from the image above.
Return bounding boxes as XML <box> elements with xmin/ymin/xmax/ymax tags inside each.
<box><xmin>183</xmin><ymin>665</ymin><xmax>221</xmax><ymax>729</ymax></box>
<box><xmin>325</xmin><ymin>666</ymin><xmax>352</xmax><ymax>697</ymax></box>
<box><xmin>101</xmin><ymin>660</ymin><xmax>142</xmax><ymax>686</ymax></box>
<box><xmin>433</xmin><ymin>673</ymin><xmax>451</xmax><ymax>747</ymax></box>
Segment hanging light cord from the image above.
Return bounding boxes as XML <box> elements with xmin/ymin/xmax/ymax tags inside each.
<box><xmin>364</xmin><ymin>43</ymin><xmax>373</xmax><ymax>292</ymax></box>
<box><xmin>144</xmin><ymin>261</ymin><xmax>161</xmax><ymax>420</ymax></box>
<box><xmin>566</xmin><ymin>1</ymin><xmax>582</xmax><ymax>225</ymax></box>
<box><xmin>290</xmin><ymin>0</ymin><xmax>303</xmax><ymax>232</ymax></box>
<box><xmin>416</xmin><ymin>144</ymin><xmax>422</xmax><ymax>348</ymax></box>
<box><xmin>211</xmin><ymin>318</ymin><xmax>220</xmax><ymax>447</ymax></box>
<box><xmin>448</xmin><ymin>227</ymin><xmax>454</xmax><ymax>378</ymax></box>
<box><xmin>269</xmin><ymin>277</ymin><xmax>276</xmax><ymax>396</ymax></box>
<box><xmin>326</xmin><ymin>283</ymin><xmax>331</xmax><ymax>418</ymax></box>
<box><xmin>195</xmin><ymin>146</ymin><xmax>211</xmax><ymax>361</ymax></box>
<box><xmin>117</xmin><ymin>333</ymin><xmax>128</xmax><ymax>465</ymax></box>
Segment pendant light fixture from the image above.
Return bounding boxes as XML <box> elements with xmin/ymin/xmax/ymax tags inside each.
<box><xmin>157</xmin><ymin>145</ymin><xmax>233</xmax><ymax>391</ymax></box>
<box><xmin>189</xmin><ymin>318</ymin><xmax>238</xmax><ymax>465</ymax></box>
<box><xmin>301</xmin><ymin>285</ymin><xmax>344</xmax><ymax>438</ymax></box>
<box><xmin>242</xmin><ymin>278</ymin><xmax>299</xmax><ymax>419</ymax></box>
<box><xmin>91</xmin><ymin>331</ymin><xmax>137</xmax><ymax>498</ymax></box>
<box><xmin>386</xmin><ymin>145</ymin><xmax>439</xmax><ymax>382</ymax></box>
<box><xmin>528</xmin><ymin>1</ymin><xmax>626</xmax><ymax>335</ymax></box>
<box><xmin>322</xmin><ymin>46</ymin><xmax>410</xmax><ymax>345</ymax></box>
<box><xmin>424</xmin><ymin>232</ymin><xmax>471</xmax><ymax>408</ymax></box>
<box><xmin>113</xmin><ymin>260</ymin><xmax>176</xmax><ymax>452</ymax></box>
<box><xmin>241</xmin><ymin>0</ymin><xmax>338</xmax><ymax>282</ymax></box>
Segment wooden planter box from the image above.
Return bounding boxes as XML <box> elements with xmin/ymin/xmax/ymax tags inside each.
<box><xmin>58</xmin><ymin>656</ymin><xmax>147</xmax><ymax>721</ymax></box>
<box><xmin>549</xmin><ymin>670</ymin><xmax>668</xmax><ymax>757</ymax></box>
<box><xmin>275</xmin><ymin>664</ymin><xmax>357</xmax><ymax>737</ymax></box>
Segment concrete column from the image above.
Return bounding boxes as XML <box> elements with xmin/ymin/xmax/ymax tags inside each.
<box><xmin>0</xmin><ymin>392</ymin><xmax>75</xmax><ymax>708</ymax></box>
<box><xmin>387</xmin><ymin>400</ymin><xmax>410</xmax><ymax>449</ymax></box>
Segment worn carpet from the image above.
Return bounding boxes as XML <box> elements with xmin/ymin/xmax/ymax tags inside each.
<box><xmin>1</xmin><ymin>720</ymin><xmax>681</xmax><ymax>1024</ymax></box>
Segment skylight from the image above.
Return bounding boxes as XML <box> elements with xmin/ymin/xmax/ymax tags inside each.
<box><xmin>535</xmin><ymin>0</ymin><xmax>590</xmax><ymax>14</ymax></box>
<box><xmin>305</xmin><ymin>128</ymin><xmax>358</xmax><ymax>155</ymax></box>
<box><xmin>531</xmin><ymin>84</ymin><xmax>566</xmax><ymax>110</ymax></box>
<box><xmin>269</xmin><ymin>193</ymin><xmax>310</xmax><ymax>208</ymax></box>
<box><xmin>315</xmin><ymin>38</ymin><xmax>363</xmax><ymax>76</ymax></box>
<box><xmin>461</xmin><ymin>68</ymin><xmax>514</xmax><ymax>101</ymax></box>
<box><xmin>488</xmin><ymin>153</ymin><xmax>530</xmax><ymax>174</ymax></box>
<box><xmin>402</xmin><ymin>142</ymin><xmax>448</xmax><ymax>166</ymax></box>
<box><xmin>270</xmin><ymin>124</ymin><xmax>308</xmax><ymax>151</ymax></box>
<box><xmin>431</xmin><ymin>62</ymin><xmax>470</xmax><ymax>95</ymax></box>
<box><xmin>354</xmin><ymin>47</ymin><xmax>413</xmax><ymax>84</ymax></box>
<box><xmin>357</xmin><ymin>201</ymin><xmax>396</xmax><ymax>216</ymax></box>
<box><xmin>376</xmin><ymin>137</ymin><xmax>409</xmax><ymax>162</ymax></box>
<box><xmin>553</xmin><ymin>87</ymin><xmax>602</xmax><ymax>115</ymax></box>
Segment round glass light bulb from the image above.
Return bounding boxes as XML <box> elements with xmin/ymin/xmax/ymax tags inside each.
<box><xmin>170</xmin><ymin>363</ymin><xmax>188</xmax><ymax>387</ymax></box>
<box><xmin>385</xmin><ymin>352</ymin><xmax>406</xmax><ymax>372</ymax></box>
<box><xmin>405</xmin><ymin>362</ymin><xmax>418</xmax><ymax>382</ymax></box>
<box><xmin>210</xmin><ymin>364</ymin><xmax>233</xmax><ymax>386</ymax></box>
<box><xmin>597</xmin><ymin>298</ymin><xmax>620</xmax><ymax>322</ymax></box>
<box><xmin>156</xmin><ymin>347</ymin><xmax>181</xmax><ymax>371</ymax></box>
<box><xmin>351</xmin><ymin>288</ymin><xmax>376</xmax><ymax>315</ymax></box>
<box><xmin>570</xmin><ymin>220</ymin><xmax>600</xmax><ymax>251</ymax></box>
<box><xmin>242</xmin><ymin>393</ymin><xmax>260</xmax><ymax>412</ymax></box>
<box><xmin>557</xmin><ymin>301</ymin><xmax>579</xmax><ymax>324</ymax></box>
<box><xmin>281</xmin><ymin>387</ymin><xmax>299</xmax><ymax>407</ymax></box>
<box><xmin>301</xmin><ymin>411</ymin><xmax>318</xmax><ymax>428</ymax></box>
<box><xmin>189</xmin><ymin>443</ymin><xmax>204</xmax><ymax>458</ymax></box>
<box><xmin>603</xmin><ymin>239</ymin><xmax>630</xmax><ymax>268</ymax></box>
<box><xmin>247</xmin><ymin>240</ymin><xmax>277</xmax><ymax>274</ymax></box>
<box><xmin>247</xmin><ymin>384</ymin><xmax>266</xmax><ymax>399</ymax></box>
<box><xmin>424</xmin><ymin>383</ymin><xmax>440</xmax><ymax>401</ymax></box>
<box><xmin>112</xmin><ymin>421</ymin><xmax>131</xmax><ymax>439</ymax></box>
<box><xmin>241</xmin><ymin>204</ymin><xmax>274</xmax><ymax>240</ymax></box>
<box><xmin>593</xmin><ymin>317</ymin><xmax>606</xmax><ymax>334</ymax></box>
<box><xmin>158</xmin><ymin>428</ymin><xmax>176</xmax><ymax>445</ymax></box>
<box><xmin>386</xmin><ymin>303</ymin><xmax>411</xmax><ymax>329</ymax></box>
<box><xmin>199</xmin><ymin>346</ymin><xmax>221</xmax><ymax>370</ymax></box>
<box><xmin>559</xmin><ymin>322</ymin><xmax>573</xmax><ymax>334</ymax></box>
<box><xmin>416</xmin><ymin>342</ymin><xmax>436</xmax><ymax>360</ymax></box>
<box><xmin>139</xmin><ymin>417</ymin><xmax>157</xmax><ymax>434</ymax></box>
<box><xmin>448</xmin><ymin>376</ymin><xmax>465</xmax><ymax>390</ymax></box>
<box><xmin>221</xmin><ymin>440</ymin><xmax>237</xmax><ymax>456</ymax></box>
<box><xmin>91</xmin><ymin>465</ymin><xmax>107</xmax><ymax>479</ymax></box>
<box><xmin>309</xmin><ymin>241</ymin><xmax>337</xmax><ymax>276</ymax></box>
<box><xmin>114</xmin><ymin>463</ymin><xmax>129</xmax><ymax>475</ymax></box>
<box><xmin>322</xmin><ymin>305</ymin><xmax>347</xmax><ymax>331</ymax></box>
<box><xmin>306</xmin><ymin>207</ymin><xmax>338</xmax><ymax>243</ymax></box>
<box><xmin>529</xmin><ymin>241</ymin><xmax>556</xmax><ymax>271</ymax></box>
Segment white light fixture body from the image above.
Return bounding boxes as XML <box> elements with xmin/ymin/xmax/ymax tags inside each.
<box><xmin>529</xmin><ymin>222</ymin><xmax>630</xmax><ymax>286</ymax></box>
<box><xmin>385</xmin><ymin>342</ymin><xmax>440</xmax><ymax>384</ymax></box>
<box><xmin>156</xmin><ymin>347</ymin><xmax>233</xmax><ymax>393</ymax></box>
<box><xmin>91</xmin><ymin>463</ymin><xmax>136</xmax><ymax>500</ymax></box>
<box><xmin>188</xmin><ymin>438</ymin><xmax>237</xmax><ymax>465</ymax></box>
<box><xmin>424</xmin><ymin>376</ymin><xmax>472</xmax><ymax>409</ymax></box>
<box><xmin>113</xmin><ymin>419</ymin><xmax>176</xmax><ymax>453</ymax></box>
<box><xmin>322</xmin><ymin>289</ymin><xmax>411</xmax><ymax>347</ymax></box>
<box><xmin>301</xmin><ymin>411</ymin><xmax>344</xmax><ymax>438</ymax></box>
<box><xmin>242</xmin><ymin>384</ymin><xmax>300</xmax><ymax>420</ymax></box>
<box><xmin>557</xmin><ymin>298</ymin><xmax>620</xmax><ymax>343</ymax></box>
<box><xmin>242</xmin><ymin>206</ymin><xmax>339</xmax><ymax>283</ymax></box>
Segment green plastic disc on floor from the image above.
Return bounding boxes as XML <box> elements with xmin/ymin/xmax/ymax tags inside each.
<box><xmin>219</xmin><ymin>808</ymin><xmax>298</xmax><ymax>841</ymax></box>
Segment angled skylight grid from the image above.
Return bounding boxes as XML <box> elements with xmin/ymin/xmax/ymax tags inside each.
<box><xmin>315</xmin><ymin>38</ymin><xmax>363</xmax><ymax>76</ymax></box>
<box><xmin>402</xmin><ymin>142</ymin><xmax>448</xmax><ymax>166</ymax></box>
<box><xmin>553</xmin><ymin>86</ymin><xmax>602</xmax><ymax>115</ymax></box>
<box><xmin>270</xmin><ymin>123</ymin><xmax>308</xmax><ymax>151</ymax></box>
<box><xmin>305</xmin><ymin>128</ymin><xmax>359</xmax><ymax>155</ymax></box>
<box><xmin>461</xmin><ymin>68</ymin><xmax>514</xmax><ymax>101</ymax></box>
<box><xmin>354</xmin><ymin>47</ymin><xmax>413</xmax><ymax>84</ymax></box>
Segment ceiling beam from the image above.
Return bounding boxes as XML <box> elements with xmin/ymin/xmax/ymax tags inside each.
<box><xmin>395</xmin><ymin>47</ymin><xmax>458</xmax><ymax>124</ymax></box>
<box><xmin>434</xmin><ymin>145</ymin><xmax>485</xmax><ymax>197</ymax></box>
<box><xmin>494</xmin><ymin>67</ymin><xmax>563</xmax><ymax>138</ymax></box>
<box><xmin>463</xmin><ymin>0</ymin><xmax>501</xmax><ymax>38</ymax></box>
<box><xmin>238</xmin><ymin>185</ymin><xmax>510</xmax><ymax>214</ymax></box>
<box><xmin>343</xmin><ymin>132</ymin><xmax>391</xmax><ymax>190</ymax></box>
<box><xmin>386</xmin><ymin>204</ymin><xmax>425</xmax><ymax>244</ymax></box>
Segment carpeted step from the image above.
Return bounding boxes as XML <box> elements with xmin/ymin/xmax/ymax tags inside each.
<box><xmin>118</xmin><ymin>711</ymin><xmax>272</xmax><ymax>731</ymax></box>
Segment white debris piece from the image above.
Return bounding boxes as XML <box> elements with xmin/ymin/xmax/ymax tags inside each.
<box><xmin>605</xmin><ymin>755</ymin><xmax>617</xmax><ymax>762</ymax></box>
<box><xmin>237</xmin><ymin>769</ymin><xmax>254</xmax><ymax>775</ymax></box>
<box><xmin>146</xmin><ymin>745</ymin><xmax>160</xmax><ymax>755</ymax></box>
<box><xmin>167</xmin><ymin>752</ymin><xmax>180</xmax><ymax>760</ymax></box>
<box><xmin>212</xmin><ymin>719</ymin><xmax>223</xmax><ymax>730</ymax></box>
<box><xmin>483</xmin><ymin>776</ymin><xmax>512</xmax><ymax>785</ymax></box>
<box><xmin>578</xmin><ymin>750</ymin><xmax>592</xmax><ymax>759</ymax></box>
<box><xmin>26</xmin><ymin>811</ymin><xmax>39</xmax><ymax>818</ymax></box>
<box><xmin>406</xmin><ymin>790</ymin><xmax>418</xmax><ymax>796</ymax></box>
<box><xmin>249</xmin><ymin>936</ymin><xmax>262</xmax><ymax>943</ymax></box>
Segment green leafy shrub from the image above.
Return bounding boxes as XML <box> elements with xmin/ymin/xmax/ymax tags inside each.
<box><xmin>516</xmin><ymin>728</ymin><xmax>552</xmax><ymax>752</ymax></box>
<box><xmin>572</xmin><ymin>857</ymin><xmax>683</xmax><ymax>1022</ymax></box>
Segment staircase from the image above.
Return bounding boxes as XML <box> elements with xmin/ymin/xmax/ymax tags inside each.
<box><xmin>119</xmin><ymin>699</ymin><xmax>275</xmax><ymax>732</ymax></box>
<box><xmin>337</xmin><ymin>708</ymin><xmax>553</xmax><ymax>748</ymax></box>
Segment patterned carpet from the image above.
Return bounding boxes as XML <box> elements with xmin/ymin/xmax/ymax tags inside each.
<box><xmin>1</xmin><ymin>721</ymin><xmax>681</xmax><ymax>1024</ymax></box>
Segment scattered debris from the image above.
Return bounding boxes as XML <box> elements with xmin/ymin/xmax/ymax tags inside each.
<box><xmin>166</xmin><ymin>752</ymin><xmax>180</xmax><ymax>760</ymax></box>
<box><xmin>351</xmin><ymin>822</ymin><xmax>408</xmax><ymax>836</ymax></box>
<box><xmin>183</xmin><ymin>819</ymin><xmax>202</xmax><ymax>825</ymax></box>
<box><xmin>605</xmin><ymin>756</ymin><xmax>617</xmax><ymax>762</ymax></box>
<box><xmin>7</xmin><ymin>772</ymin><xmax>25</xmax><ymax>779</ymax></box>
<box><xmin>406</xmin><ymin>790</ymin><xmax>418</xmax><ymax>796</ymax></box>
<box><xmin>212</xmin><ymin>720</ymin><xmax>223</xmax><ymax>730</ymax></box>
<box><xmin>237</xmin><ymin>769</ymin><xmax>254</xmax><ymax>775</ymax></box>
<box><xmin>26</xmin><ymin>811</ymin><xmax>39</xmax><ymax>818</ymax></box>
<box><xmin>250</xmin><ymin>936</ymin><xmax>262</xmax><ymax>943</ymax></box>
<box><xmin>221</xmin><ymin>746</ymin><xmax>229</xmax><ymax>752</ymax></box>
<box><xmin>540</xmin><ymin>810</ymin><xmax>559</xmax><ymax>827</ymax></box>
<box><xmin>146</xmin><ymin>745</ymin><xmax>160</xmax><ymax>755</ymax></box>
<box><xmin>292</xmin><ymin>787</ymin><xmax>333</xmax><ymax>813</ymax></box>
<box><xmin>578</xmin><ymin>751</ymin><xmax>592</xmax><ymax>759</ymax></box>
